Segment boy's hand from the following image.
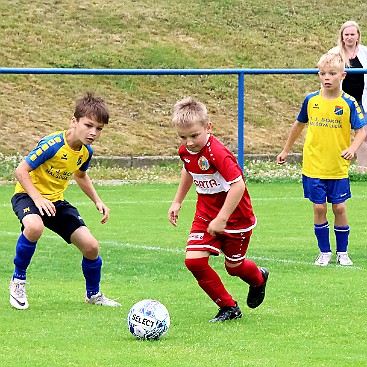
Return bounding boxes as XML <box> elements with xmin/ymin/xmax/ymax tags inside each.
<box><xmin>341</xmin><ymin>148</ymin><xmax>355</xmax><ymax>160</ymax></box>
<box><xmin>168</xmin><ymin>202</ymin><xmax>181</xmax><ymax>226</ymax></box>
<box><xmin>34</xmin><ymin>197</ymin><xmax>56</xmax><ymax>217</ymax></box>
<box><xmin>96</xmin><ymin>201</ymin><xmax>110</xmax><ymax>224</ymax></box>
<box><xmin>207</xmin><ymin>217</ymin><xmax>227</xmax><ymax>236</ymax></box>
<box><xmin>277</xmin><ymin>150</ymin><xmax>288</xmax><ymax>164</ymax></box>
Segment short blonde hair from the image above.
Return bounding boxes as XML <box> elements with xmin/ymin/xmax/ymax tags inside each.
<box><xmin>317</xmin><ymin>52</ymin><xmax>345</xmax><ymax>71</ymax></box>
<box><xmin>172</xmin><ymin>97</ymin><xmax>209</xmax><ymax>128</ymax></box>
<box><xmin>337</xmin><ymin>20</ymin><xmax>361</xmax><ymax>67</ymax></box>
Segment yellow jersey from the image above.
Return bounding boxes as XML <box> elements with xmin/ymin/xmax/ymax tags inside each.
<box><xmin>14</xmin><ymin>130</ymin><xmax>93</xmax><ymax>202</ymax></box>
<box><xmin>297</xmin><ymin>90</ymin><xmax>366</xmax><ymax>179</ymax></box>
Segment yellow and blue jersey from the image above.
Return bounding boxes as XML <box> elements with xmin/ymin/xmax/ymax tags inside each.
<box><xmin>297</xmin><ymin>90</ymin><xmax>366</xmax><ymax>179</ymax></box>
<box><xmin>14</xmin><ymin>130</ymin><xmax>93</xmax><ymax>202</ymax></box>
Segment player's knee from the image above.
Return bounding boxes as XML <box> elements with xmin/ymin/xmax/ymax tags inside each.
<box><xmin>332</xmin><ymin>203</ymin><xmax>346</xmax><ymax>217</ymax></box>
<box><xmin>184</xmin><ymin>257</ymin><xmax>208</xmax><ymax>272</ymax></box>
<box><xmin>82</xmin><ymin>240</ymin><xmax>100</xmax><ymax>259</ymax></box>
<box><xmin>225</xmin><ymin>261</ymin><xmax>242</xmax><ymax>276</ymax></box>
<box><xmin>314</xmin><ymin>204</ymin><xmax>327</xmax><ymax>217</ymax></box>
<box><xmin>23</xmin><ymin>217</ymin><xmax>44</xmax><ymax>241</ymax></box>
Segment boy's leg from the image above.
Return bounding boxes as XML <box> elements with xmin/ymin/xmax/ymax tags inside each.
<box><xmin>332</xmin><ymin>202</ymin><xmax>352</xmax><ymax>265</ymax></box>
<box><xmin>313</xmin><ymin>202</ymin><xmax>333</xmax><ymax>266</ymax></box>
<box><xmin>82</xmin><ymin>255</ymin><xmax>102</xmax><ymax>297</ymax></box>
<box><xmin>225</xmin><ymin>259</ymin><xmax>264</xmax><ymax>286</ymax></box>
<box><xmin>185</xmin><ymin>251</ymin><xmax>242</xmax><ymax>322</ymax></box>
<box><xmin>225</xmin><ymin>260</ymin><xmax>268</xmax><ymax>309</ymax></box>
<box><xmin>313</xmin><ymin>203</ymin><xmax>331</xmax><ymax>251</ymax></box>
<box><xmin>334</xmin><ymin>224</ymin><xmax>350</xmax><ymax>252</ymax></box>
<box><xmin>11</xmin><ymin>196</ymin><xmax>44</xmax><ymax>280</ymax></box>
<box><xmin>10</xmin><ymin>232</ymin><xmax>38</xmax><ymax>310</ymax></box>
<box><xmin>13</xmin><ymin>232</ymin><xmax>38</xmax><ymax>280</ymax></box>
<box><xmin>185</xmin><ymin>253</ymin><xmax>235</xmax><ymax>307</ymax></box>
<box><xmin>314</xmin><ymin>222</ymin><xmax>331</xmax><ymax>252</ymax></box>
<box><xmin>221</xmin><ymin>234</ymin><xmax>268</xmax><ymax>308</ymax></box>
<box><xmin>10</xmin><ymin>212</ymin><xmax>43</xmax><ymax>310</ymax></box>
<box><xmin>303</xmin><ymin>176</ymin><xmax>332</xmax><ymax>264</ymax></box>
<box><xmin>71</xmin><ymin>226</ymin><xmax>121</xmax><ymax>306</ymax></box>
<box><xmin>329</xmin><ymin>180</ymin><xmax>352</xmax><ymax>265</ymax></box>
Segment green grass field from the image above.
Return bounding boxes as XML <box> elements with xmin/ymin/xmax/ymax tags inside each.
<box><xmin>1</xmin><ymin>182</ymin><xmax>366</xmax><ymax>367</ymax></box>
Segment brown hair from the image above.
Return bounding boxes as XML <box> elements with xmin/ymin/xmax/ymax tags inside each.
<box><xmin>172</xmin><ymin>97</ymin><xmax>209</xmax><ymax>128</ymax></box>
<box><xmin>74</xmin><ymin>92</ymin><xmax>109</xmax><ymax>125</ymax></box>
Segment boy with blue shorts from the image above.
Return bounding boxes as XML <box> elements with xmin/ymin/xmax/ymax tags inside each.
<box><xmin>10</xmin><ymin>92</ymin><xmax>121</xmax><ymax>309</ymax></box>
<box><xmin>277</xmin><ymin>53</ymin><xmax>366</xmax><ymax>266</ymax></box>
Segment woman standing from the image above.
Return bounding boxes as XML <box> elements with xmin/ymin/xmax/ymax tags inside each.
<box><xmin>329</xmin><ymin>21</ymin><xmax>367</xmax><ymax>172</ymax></box>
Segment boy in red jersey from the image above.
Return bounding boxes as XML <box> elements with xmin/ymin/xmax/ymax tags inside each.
<box><xmin>10</xmin><ymin>92</ymin><xmax>121</xmax><ymax>309</ymax></box>
<box><xmin>168</xmin><ymin>97</ymin><xmax>268</xmax><ymax>322</ymax></box>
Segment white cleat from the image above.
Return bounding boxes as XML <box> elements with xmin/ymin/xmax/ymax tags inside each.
<box><xmin>85</xmin><ymin>292</ymin><xmax>121</xmax><ymax>307</ymax></box>
<box><xmin>336</xmin><ymin>252</ymin><xmax>353</xmax><ymax>266</ymax></box>
<box><xmin>314</xmin><ymin>252</ymin><xmax>332</xmax><ymax>266</ymax></box>
<box><xmin>10</xmin><ymin>278</ymin><xmax>29</xmax><ymax>310</ymax></box>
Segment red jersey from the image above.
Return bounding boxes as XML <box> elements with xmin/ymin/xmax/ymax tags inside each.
<box><xmin>179</xmin><ymin>135</ymin><xmax>256</xmax><ymax>233</ymax></box>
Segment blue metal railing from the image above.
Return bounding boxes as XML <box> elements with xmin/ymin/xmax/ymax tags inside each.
<box><xmin>1</xmin><ymin>67</ymin><xmax>366</xmax><ymax>169</ymax></box>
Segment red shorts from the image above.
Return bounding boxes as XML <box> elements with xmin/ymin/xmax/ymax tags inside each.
<box><xmin>186</xmin><ymin>216</ymin><xmax>252</xmax><ymax>263</ymax></box>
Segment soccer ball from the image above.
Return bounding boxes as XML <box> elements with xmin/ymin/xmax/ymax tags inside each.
<box><xmin>127</xmin><ymin>299</ymin><xmax>170</xmax><ymax>340</ymax></box>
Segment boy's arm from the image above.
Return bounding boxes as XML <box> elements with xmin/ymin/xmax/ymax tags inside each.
<box><xmin>15</xmin><ymin>160</ymin><xmax>56</xmax><ymax>217</ymax></box>
<box><xmin>73</xmin><ymin>169</ymin><xmax>110</xmax><ymax>224</ymax></box>
<box><xmin>277</xmin><ymin>121</ymin><xmax>306</xmax><ymax>164</ymax></box>
<box><xmin>168</xmin><ymin>168</ymin><xmax>193</xmax><ymax>227</ymax></box>
<box><xmin>341</xmin><ymin>127</ymin><xmax>367</xmax><ymax>160</ymax></box>
<box><xmin>207</xmin><ymin>178</ymin><xmax>245</xmax><ymax>236</ymax></box>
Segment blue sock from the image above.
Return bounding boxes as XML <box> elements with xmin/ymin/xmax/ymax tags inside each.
<box><xmin>13</xmin><ymin>233</ymin><xmax>37</xmax><ymax>280</ymax></box>
<box><xmin>314</xmin><ymin>222</ymin><xmax>331</xmax><ymax>252</ymax></box>
<box><xmin>334</xmin><ymin>225</ymin><xmax>350</xmax><ymax>253</ymax></box>
<box><xmin>82</xmin><ymin>256</ymin><xmax>102</xmax><ymax>298</ymax></box>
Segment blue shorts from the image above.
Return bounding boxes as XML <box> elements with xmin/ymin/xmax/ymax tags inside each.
<box><xmin>302</xmin><ymin>175</ymin><xmax>351</xmax><ymax>204</ymax></box>
<box><xmin>11</xmin><ymin>193</ymin><xmax>86</xmax><ymax>244</ymax></box>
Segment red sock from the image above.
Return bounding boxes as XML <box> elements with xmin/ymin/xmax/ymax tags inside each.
<box><xmin>225</xmin><ymin>259</ymin><xmax>263</xmax><ymax>287</ymax></box>
<box><xmin>185</xmin><ymin>257</ymin><xmax>235</xmax><ymax>307</ymax></box>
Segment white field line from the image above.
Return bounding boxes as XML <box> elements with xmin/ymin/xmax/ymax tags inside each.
<box><xmin>3</xmin><ymin>194</ymin><xmax>367</xmax><ymax>208</ymax></box>
<box><xmin>0</xmin><ymin>197</ymin><xmax>311</xmax><ymax>207</ymax></box>
<box><xmin>0</xmin><ymin>230</ymin><xmax>363</xmax><ymax>270</ymax></box>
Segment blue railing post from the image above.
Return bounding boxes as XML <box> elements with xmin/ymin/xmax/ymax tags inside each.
<box><xmin>237</xmin><ymin>72</ymin><xmax>245</xmax><ymax>170</ymax></box>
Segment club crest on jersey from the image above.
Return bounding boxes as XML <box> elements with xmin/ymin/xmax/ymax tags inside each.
<box><xmin>334</xmin><ymin>106</ymin><xmax>343</xmax><ymax>115</ymax></box>
<box><xmin>198</xmin><ymin>156</ymin><xmax>209</xmax><ymax>171</ymax></box>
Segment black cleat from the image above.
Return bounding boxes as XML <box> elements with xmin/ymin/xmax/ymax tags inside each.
<box><xmin>247</xmin><ymin>267</ymin><xmax>269</xmax><ymax>309</ymax></box>
<box><xmin>209</xmin><ymin>302</ymin><xmax>242</xmax><ymax>322</ymax></box>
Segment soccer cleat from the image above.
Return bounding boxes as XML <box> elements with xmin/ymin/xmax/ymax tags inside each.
<box><xmin>85</xmin><ymin>292</ymin><xmax>121</xmax><ymax>307</ymax></box>
<box><xmin>314</xmin><ymin>252</ymin><xmax>332</xmax><ymax>266</ymax></box>
<box><xmin>336</xmin><ymin>252</ymin><xmax>353</xmax><ymax>266</ymax></box>
<box><xmin>247</xmin><ymin>267</ymin><xmax>269</xmax><ymax>309</ymax></box>
<box><xmin>10</xmin><ymin>278</ymin><xmax>29</xmax><ymax>310</ymax></box>
<box><xmin>209</xmin><ymin>301</ymin><xmax>242</xmax><ymax>322</ymax></box>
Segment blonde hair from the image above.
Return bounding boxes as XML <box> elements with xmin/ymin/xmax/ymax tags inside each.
<box><xmin>172</xmin><ymin>97</ymin><xmax>209</xmax><ymax>128</ymax></box>
<box><xmin>337</xmin><ymin>20</ymin><xmax>361</xmax><ymax>67</ymax></box>
<box><xmin>317</xmin><ymin>52</ymin><xmax>345</xmax><ymax>71</ymax></box>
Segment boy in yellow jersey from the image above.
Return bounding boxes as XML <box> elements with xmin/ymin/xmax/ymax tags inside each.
<box><xmin>10</xmin><ymin>92</ymin><xmax>121</xmax><ymax>309</ymax></box>
<box><xmin>277</xmin><ymin>53</ymin><xmax>366</xmax><ymax>266</ymax></box>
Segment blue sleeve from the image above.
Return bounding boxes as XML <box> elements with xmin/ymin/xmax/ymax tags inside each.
<box><xmin>25</xmin><ymin>136</ymin><xmax>64</xmax><ymax>170</ymax></box>
<box><xmin>79</xmin><ymin>145</ymin><xmax>93</xmax><ymax>171</ymax></box>
<box><xmin>350</xmin><ymin>101</ymin><xmax>367</xmax><ymax>130</ymax></box>
<box><xmin>296</xmin><ymin>96</ymin><xmax>310</xmax><ymax>123</ymax></box>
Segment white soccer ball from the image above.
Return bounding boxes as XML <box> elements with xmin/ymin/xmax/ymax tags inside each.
<box><xmin>127</xmin><ymin>299</ymin><xmax>170</xmax><ymax>340</ymax></box>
